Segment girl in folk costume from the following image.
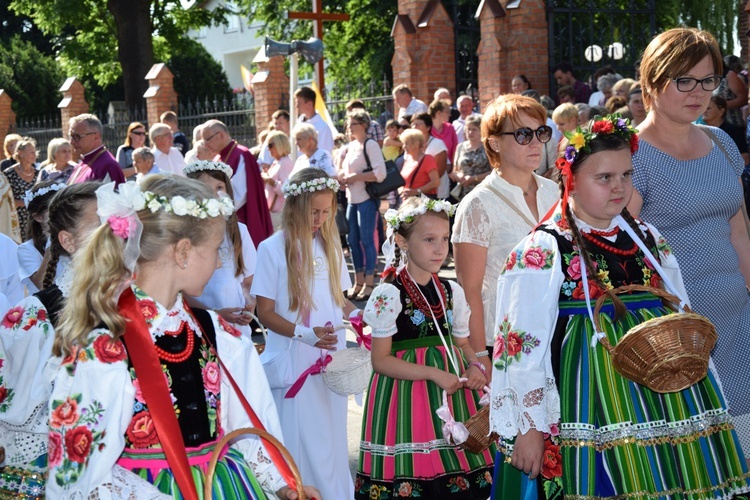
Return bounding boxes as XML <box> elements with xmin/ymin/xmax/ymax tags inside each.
<box><xmin>356</xmin><ymin>196</ymin><xmax>496</xmax><ymax>500</ymax></box>
<box><xmin>185</xmin><ymin>160</ymin><xmax>258</xmax><ymax>340</ymax></box>
<box><xmin>47</xmin><ymin>176</ymin><xmax>320</xmax><ymax>499</ymax></box>
<box><xmin>0</xmin><ymin>182</ymin><xmax>101</xmax><ymax>498</ymax></box>
<box><xmin>490</xmin><ymin>115</ymin><xmax>750</xmax><ymax>498</ymax></box>
<box><xmin>17</xmin><ymin>181</ymin><xmax>66</xmax><ymax>294</ymax></box>
<box><xmin>253</xmin><ymin>168</ymin><xmax>362</xmax><ymax>500</ymax></box>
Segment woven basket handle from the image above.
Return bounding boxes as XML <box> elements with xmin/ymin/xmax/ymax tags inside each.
<box><xmin>592</xmin><ymin>284</ymin><xmax>690</xmax><ymax>353</ymax></box>
<box><xmin>204</xmin><ymin>427</ymin><xmax>305</xmax><ymax>500</ymax></box>
<box><xmin>243</xmin><ymin>311</ymin><xmax>268</xmax><ymax>343</ymax></box>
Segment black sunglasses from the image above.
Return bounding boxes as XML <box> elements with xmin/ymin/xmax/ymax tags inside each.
<box><xmin>499</xmin><ymin>126</ymin><xmax>553</xmax><ymax>145</ymax></box>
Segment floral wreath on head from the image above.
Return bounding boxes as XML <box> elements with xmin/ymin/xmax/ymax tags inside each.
<box><xmin>183</xmin><ymin>160</ymin><xmax>234</xmax><ymax>180</ymax></box>
<box><xmin>381</xmin><ymin>196</ymin><xmax>456</xmax><ymax>279</ymax></box>
<box><xmin>23</xmin><ymin>182</ymin><xmax>66</xmax><ymax>208</ymax></box>
<box><xmin>281</xmin><ymin>176</ymin><xmax>339</xmax><ymax>198</ymax></box>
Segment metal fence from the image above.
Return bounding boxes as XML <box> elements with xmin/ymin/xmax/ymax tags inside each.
<box><xmin>324</xmin><ymin>78</ymin><xmax>394</xmax><ymax>133</ymax></box>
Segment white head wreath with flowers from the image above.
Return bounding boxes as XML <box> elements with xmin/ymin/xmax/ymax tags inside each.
<box><xmin>281</xmin><ymin>176</ymin><xmax>339</xmax><ymax>198</ymax></box>
<box><xmin>96</xmin><ymin>181</ymin><xmax>235</xmax><ymax>272</ymax></box>
<box><xmin>183</xmin><ymin>160</ymin><xmax>234</xmax><ymax>180</ymax></box>
<box><xmin>23</xmin><ymin>182</ymin><xmax>65</xmax><ymax>208</ymax></box>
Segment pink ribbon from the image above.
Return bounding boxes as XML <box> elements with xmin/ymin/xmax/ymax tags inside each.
<box><xmin>284</xmin><ymin>354</ymin><xmax>332</xmax><ymax>399</ymax></box>
<box><xmin>349</xmin><ymin>316</ymin><xmax>371</xmax><ymax>351</ymax></box>
<box><xmin>436</xmin><ymin>390</ymin><xmax>469</xmax><ymax>445</ymax></box>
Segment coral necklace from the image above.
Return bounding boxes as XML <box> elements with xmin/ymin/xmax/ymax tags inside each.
<box><xmin>581</xmin><ymin>227</ymin><xmax>639</xmax><ymax>256</ymax></box>
<box><xmin>401</xmin><ymin>270</ymin><xmax>447</xmax><ymax>318</ymax></box>
<box><xmin>154</xmin><ymin>323</ymin><xmax>195</xmax><ymax>363</ymax></box>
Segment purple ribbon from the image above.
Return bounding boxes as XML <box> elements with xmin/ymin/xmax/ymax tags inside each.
<box><xmin>284</xmin><ymin>354</ymin><xmax>332</xmax><ymax>398</ymax></box>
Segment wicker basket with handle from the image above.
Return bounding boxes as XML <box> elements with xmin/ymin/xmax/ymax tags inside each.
<box><xmin>593</xmin><ymin>284</ymin><xmax>717</xmax><ymax>394</ymax></box>
<box><xmin>322</xmin><ymin>324</ymin><xmax>373</xmax><ymax>396</ymax></box>
<box><xmin>204</xmin><ymin>427</ymin><xmax>305</xmax><ymax>499</ymax></box>
<box><xmin>460</xmin><ymin>405</ymin><xmax>498</xmax><ymax>454</ymax></box>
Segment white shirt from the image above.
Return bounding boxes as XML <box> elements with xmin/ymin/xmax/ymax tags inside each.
<box><xmin>230</xmin><ymin>155</ymin><xmax>248</xmax><ymax>210</ymax></box>
<box><xmin>291</xmin><ymin>148</ymin><xmax>337</xmax><ymax>178</ymax></box>
<box><xmin>303</xmin><ymin>113</ymin><xmax>334</xmax><ymax>154</ymax></box>
<box><xmin>152</xmin><ymin>147</ymin><xmax>185</xmax><ymax>176</ymax></box>
<box><xmin>451</xmin><ymin>170</ymin><xmax>559</xmax><ymax>346</ymax></box>
<box><xmin>258</xmin><ymin>141</ymin><xmax>273</xmax><ymax>168</ymax></box>
<box><xmin>0</xmin><ymin>233</ymin><xmax>22</xmax><ymax>310</ymax></box>
<box><xmin>17</xmin><ymin>240</ymin><xmax>43</xmax><ymax>295</ymax></box>
<box><xmin>425</xmin><ymin>136</ymin><xmax>449</xmax><ymax>199</ymax></box>
<box><xmin>398</xmin><ymin>97</ymin><xmax>428</xmax><ymax>119</ymax></box>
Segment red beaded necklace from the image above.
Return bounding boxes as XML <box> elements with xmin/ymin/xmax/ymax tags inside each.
<box><xmin>154</xmin><ymin>323</ymin><xmax>195</xmax><ymax>363</ymax></box>
<box><xmin>401</xmin><ymin>270</ymin><xmax>447</xmax><ymax>318</ymax></box>
<box><xmin>581</xmin><ymin>228</ymin><xmax>639</xmax><ymax>256</ymax></box>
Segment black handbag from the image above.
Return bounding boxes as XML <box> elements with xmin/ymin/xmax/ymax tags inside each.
<box><xmin>362</xmin><ymin>139</ymin><xmax>405</xmax><ymax>199</ymax></box>
<box><xmin>335</xmin><ymin>204</ymin><xmax>349</xmax><ymax>235</ymax></box>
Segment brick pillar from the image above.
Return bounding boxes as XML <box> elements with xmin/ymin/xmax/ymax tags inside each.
<box><xmin>252</xmin><ymin>49</ymin><xmax>289</xmax><ymax>132</ymax></box>
<box><xmin>143</xmin><ymin>63</ymin><xmax>178</xmax><ymax>126</ymax></box>
<box><xmin>58</xmin><ymin>77</ymin><xmax>90</xmax><ymax>137</ymax></box>
<box><xmin>0</xmin><ymin>90</ymin><xmax>16</xmax><ymax>140</ymax></box>
<box><xmin>477</xmin><ymin>0</ymin><xmax>548</xmax><ymax>111</ymax></box>
<box><xmin>391</xmin><ymin>0</ymin><xmax>456</xmax><ymax>115</ymax></box>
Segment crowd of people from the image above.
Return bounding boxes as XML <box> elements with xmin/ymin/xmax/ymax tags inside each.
<box><xmin>0</xmin><ymin>25</ymin><xmax>747</xmax><ymax>499</ymax></box>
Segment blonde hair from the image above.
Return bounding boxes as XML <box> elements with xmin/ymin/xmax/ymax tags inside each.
<box><xmin>54</xmin><ymin>175</ymin><xmax>225</xmax><ymax>356</ymax></box>
<box><xmin>552</xmin><ymin>103</ymin><xmax>578</xmax><ymax>122</ymax></box>
<box><xmin>281</xmin><ymin>169</ymin><xmax>345</xmax><ymax>319</ymax></box>
<box><xmin>45</xmin><ymin>138</ymin><xmax>72</xmax><ymax>165</ymax></box>
<box><xmin>639</xmin><ymin>27</ymin><xmax>722</xmax><ymax>111</ymax></box>
<box><xmin>399</xmin><ymin>128</ymin><xmax>425</xmax><ymax>148</ymax></box>
<box><xmin>13</xmin><ymin>137</ymin><xmax>36</xmax><ymax>161</ymax></box>
<box><xmin>267</xmin><ymin>130</ymin><xmax>292</xmax><ymax>157</ymax></box>
<box><xmin>3</xmin><ymin>134</ymin><xmax>21</xmax><ymax>158</ymax></box>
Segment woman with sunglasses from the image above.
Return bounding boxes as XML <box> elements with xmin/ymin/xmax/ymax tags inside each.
<box><xmin>629</xmin><ymin>27</ymin><xmax>750</xmax><ymax>463</ymax></box>
<box><xmin>452</xmin><ymin>95</ymin><xmax>559</xmax><ymax>375</ymax></box>
<box><xmin>116</xmin><ymin>122</ymin><xmax>147</xmax><ymax>180</ymax></box>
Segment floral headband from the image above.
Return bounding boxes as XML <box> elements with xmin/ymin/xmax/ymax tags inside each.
<box><xmin>23</xmin><ymin>182</ymin><xmax>65</xmax><ymax>208</ymax></box>
<box><xmin>281</xmin><ymin>177</ymin><xmax>339</xmax><ymax>198</ymax></box>
<box><xmin>384</xmin><ymin>197</ymin><xmax>456</xmax><ymax>231</ymax></box>
<box><xmin>183</xmin><ymin>160</ymin><xmax>234</xmax><ymax>180</ymax></box>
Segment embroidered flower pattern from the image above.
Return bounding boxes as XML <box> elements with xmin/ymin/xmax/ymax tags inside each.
<box><xmin>403</xmin><ymin>282</ymin><xmax>453</xmax><ymax>338</ymax></box>
<box><xmin>0</xmin><ymin>371</ymin><xmax>14</xmax><ymax>412</ymax></box>
<box><xmin>49</xmin><ymin>394</ymin><xmax>106</xmax><ymax>486</ymax></box>
<box><xmin>518</xmin><ymin>246</ymin><xmax>554</xmax><ymax>270</ymax></box>
<box><xmin>1</xmin><ymin>305</ymin><xmax>51</xmax><ymax>335</ymax></box>
<box><xmin>371</xmin><ymin>293</ymin><xmax>394</xmax><ymax>318</ymax></box>
<box><xmin>447</xmin><ymin>475</ymin><xmax>470</xmax><ymax>492</ymax></box>
<box><xmin>494</xmin><ymin>316</ymin><xmax>541</xmax><ymax>370</ymax></box>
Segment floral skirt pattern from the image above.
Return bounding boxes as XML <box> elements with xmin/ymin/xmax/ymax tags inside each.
<box><xmin>356</xmin><ymin>342</ymin><xmax>495</xmax><ymax>499</ymax></box>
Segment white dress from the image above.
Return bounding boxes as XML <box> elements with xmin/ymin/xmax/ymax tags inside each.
<box><xmin>251</xmin><ymin>231</ymin><xmax>354</xmax><ymax>500</ymax></box>
<box><xmin>46</xmin><ymin>287</ymin><xmax>286</xmax><ymax>499</ymax></box>
<box><xmin>0</xmin><ymin>233</ymin><xmax>22</xmax><ymax>312</ymax></box>
<box><xmin>193</xmin><ymin>223</ymin><xmax>257</xmax><ymax>339</ymax></box>
<box><xmin>17</xmin><ymin>239</ymin><xmax>43</xmax><ymax>295</ymax></box>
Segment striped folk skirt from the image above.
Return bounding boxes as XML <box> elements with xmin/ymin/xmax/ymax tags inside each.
<box><xmin>492</xmin><ymin>298</ymin><xmax>750</xmax><ymax>499</ymax></box>
<box><xmin>119</xmin><ymin>439</ymin><xmax>267</xmax><ymax>499</ymax></box>
<box><xmin>356</xmin><ymin>339</ymin><xmax>495</xmax><ymax>499</ymax></box>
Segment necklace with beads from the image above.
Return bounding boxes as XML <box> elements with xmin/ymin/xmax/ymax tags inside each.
<box><xmin>401</xmin><ymin>270</ymin><xmax>447</xmax><ymax>319</ymax></box>
<box><xmin>154</xmin><ymin>323</ymin><xmax>195</xmax><ymax>363</ymax></box>
<box><xmin>581</xmin><ymin>227</ymin><xmax>639</xmax><ymax>256</ymax></box>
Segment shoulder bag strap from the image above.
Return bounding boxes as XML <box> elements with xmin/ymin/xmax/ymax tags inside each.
<box><xmin>119</xmin><ymin>288</ymin><xmax>199</xmax><ymax>500</ymax></box>
<box><xmin>408</xmin><ymin>156</ymin><xmax>425</xmax><ymax>187</ymax></box>
<box><xmin>484</xmin><ymin>183</ymin><xmax>537</xmax><ymax>227</ymax></box>
<box><xmin>698</xmin><ymin>125</ymin><xmax>750</xmax><ymax>239</ymax></box>
<box><xmin>362</xmin><ymin>138</ymin><xmax>373</xmax><ymax>173</ymax></box>
<box><xmin>192</xmin><ymin>308</ymin><xmax>299</xmax><ymax>493</ymax></box>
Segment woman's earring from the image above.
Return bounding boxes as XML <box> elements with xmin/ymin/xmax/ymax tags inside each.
<box><xmin>183</xmin><ymin>262</ymin><xmax>188</xmax><ymax>269</ymax></box>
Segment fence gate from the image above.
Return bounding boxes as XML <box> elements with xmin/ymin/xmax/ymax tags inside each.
<box><xmin>547</xmin><ymin>0</ymin><xmax>656</xmax><ymax>91</ymax></box>
<box><xmin>444</xmin><ymin>0</ymin><xmax>480</xmax><ymax>98</ymax></box>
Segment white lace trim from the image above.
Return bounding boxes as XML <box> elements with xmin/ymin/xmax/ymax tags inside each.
<box><xmin>84</xmin><ymin>465</ymin><xmax>170</xmax><ymax>499</ymax></box>
<box><xmin>490</xmin><ymin>377</ymin><xmax>560</xmax><ymax>439</ymax></box>
<box><xmin>55</xmin><ymin>255</ymin><xmax>73</xmax><ymax>298</ymax></box>
<box><xmin>360</xmin><ymin>438</ymin><xmax>456</xmax><ymax>457</ymax></box>
<box><xmin>245</xmin><ymin>447</ymin><xmax>286</xmax><ymax>495</ymax></box>
<box><xmin>135</xmin><ymin>290</ymin><xmax>202</xmax><ymax>342</ymax></box>
<box><xmin>0</xmin><ymin>401</ymin><xmax>49</xmax><ymax>467</ymax></box>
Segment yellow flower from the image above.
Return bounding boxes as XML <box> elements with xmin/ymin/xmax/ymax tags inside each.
<box><xmin>569</xmin><ymin>132</ymin><xmax>586</xmax><ymax>150</ymax></box>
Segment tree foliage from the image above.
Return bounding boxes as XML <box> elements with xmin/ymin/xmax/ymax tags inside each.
<box><xmin>0</xmin><ymin>36</ymin><xmax>64</xmax><ymax>118</ymax></box>
<box><xmin>167</xmin><ymin>37</ymin><xmax>233</xmax><ymax>102</ymax></box>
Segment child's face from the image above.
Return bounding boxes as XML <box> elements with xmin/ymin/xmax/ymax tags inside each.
<box><xmin>570</xmin><ymin>148</ymin><xmax>633</xmax><ymax>229</ymax></box>
<box><xmin>198</xmin><ymin>173</ymin><xmax>228</xmax><ymax>198</ymax></box>
<box><xmin>398</xmin><ymin>213</ymin><xmax>449</xmax><ymax>278</ymax></box>
<box><xmin>386</xmin><ymin>126</ymin><xmax>399</xmax><ymax>139</ymax></box>
<box><xmin>555</xmin><ymin>116</ymin><xmax>577</xmax><ymax>134</ymax></box>
<box><xmin>181</xmin><ymin>220</ymin><xmax>225</xmax><ymax>297</ymax></box>
<box><xmin>310</xmin><ymin>191</ymin><xmax>334</xmax><ymax>233</ymax></box>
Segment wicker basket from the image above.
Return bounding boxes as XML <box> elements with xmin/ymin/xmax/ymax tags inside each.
<box><xmin>322</xmin><ymin>326</ymin><xmax>373</xmax><ymax>396</ymax></box>
<box><xmin>593</xmin><ymin>285</ymin><xmax>717</xmax><ymax>394</ymax></box>
<box><xmin>459</xmin><ymin>405</ymin><xmax>498</xmax><ymax>454</ymax></box>
<box><xmin>204</xmin><ymin>427</ymin><xmax>305</xmax><ymax>499</ymax></box>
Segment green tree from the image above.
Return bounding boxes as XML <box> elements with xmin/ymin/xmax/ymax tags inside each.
<box><xmin>10</xmin><ymin>0</ymin><xmax>234</xmax><ymax>109</ymax></box>
<box><xmin>657</xmin><ymin>0</ymin><xmax>739</xmax><ymax>55</ymax></box>
<box><xmin>167</xmin><ymin>37</ymin><xmax>233</xmax><ymax>102</ymax></box>
<box><xmin>0</xmin><ymin>36</ymin><xmax>64</xmax><ymax>118</ymax></box>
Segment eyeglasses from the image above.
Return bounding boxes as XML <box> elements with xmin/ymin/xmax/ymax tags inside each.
<box><xmin>204</xmin><ymin>131</ymin><xmax>220</xmax><ymax>142</ymax></box>
<box><xmin>131</xmin><ymin>131</ymin><xmax>146</xmax><ymax>136</ymax></box>
<box><xmin>499</xmin><ymin>126</ymin><xmax>553</xmax><ymax>145</ymax></box>
<box><xmin>70</xmin><ymin>132</ymin><xmax>96</xmax><ymax>142</ymax></box>
<box><xmin>672</xmin><ymin>75</ymin><xmax>723</xmax><ymax>92</ymax></box>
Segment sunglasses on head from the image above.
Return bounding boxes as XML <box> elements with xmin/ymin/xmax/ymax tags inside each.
<box><xmin>499</xmin><ymin>125</ymin><xmax>553</xmax><ymax>145</ymax></box>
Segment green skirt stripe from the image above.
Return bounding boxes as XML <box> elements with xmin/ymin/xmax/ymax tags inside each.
<box><xmin>557</xmin><ymin>304</ymin><xmax>750</xmax><ymax>498</ymax></box>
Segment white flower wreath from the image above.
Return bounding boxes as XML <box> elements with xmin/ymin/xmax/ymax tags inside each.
<box><xmin>281</xmin><ymin>176</ymin><xmax>339</xmax><ymax>198</ymax></box>
<box><xmin>23</xmin><ymin>182</ymin><xmax>65</xmax><ymax>208</ymax></box>
<box><xmin>183</xmin><ymin>160</ymin><xmax>234</xmax><ymax>180</ymax></box>
<box><xmin>384</xmin><ymin>196</ymin><xmax>456</xmax><ymax>230</ymax></box>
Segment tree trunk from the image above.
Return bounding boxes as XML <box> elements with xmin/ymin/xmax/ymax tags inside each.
<box><xmin>107</xmin><ymin>0</ymin><xmax>154</xmax><ymax>112</ymax></box>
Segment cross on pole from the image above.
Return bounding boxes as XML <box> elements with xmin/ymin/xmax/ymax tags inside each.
<box><xmin>288</xmin><ymin>0</ymin><xmax>349</xmax><ymax>94</ymax></box>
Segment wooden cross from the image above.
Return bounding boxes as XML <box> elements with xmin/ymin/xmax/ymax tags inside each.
<box><xmin>288</xmin><ymin>0</ymin><xmax>349</xmax><ymax>94</ymax></box>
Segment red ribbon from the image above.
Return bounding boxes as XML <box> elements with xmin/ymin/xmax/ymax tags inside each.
<box><xmin>119</xmin><ymin>288</ymin><xmax>199</xmax><ymax>500</ymax></box>
<box><xmin>284</xmin><ymin>354</ymin><xmax>332</xmax><ymax>399</ymax></box>
<box><xmin>349</xmin><ymin>316</ymin><xmax>371</xmax><ymax>351</ymax></box>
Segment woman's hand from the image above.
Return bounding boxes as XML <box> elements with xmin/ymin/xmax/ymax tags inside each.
<box><xmin>400</xmin><ymin>187</ymin><xmax>419</xmax><ymax>199</ymax></box>
<box><xmin>431</xmin><ymin>370</ymin><xmax>462</xmax><ymax>395</ymax></box>
<box><xmin>217</xmin><ymin>307</ymin><xmax>253</xmax><ymax>326</ymax></box>
<box><xmin>277</xmin><ymin>484</ymin><xmax>322</xmax><ymax>499</ymax></box>
<box><xmin>312</xmin><ymin>324</ymin><xmax>338</xmax><ymax>350</ymax></box>
<box><xmin>460</xmin><ymin>364</ymin><xmax>486</xmax><ymax>391</ymax></box>
<box><xmin>345</xmin><ymin>172</ymin><xmax>360</xmax><ymax>183</ymax></box>
<box><xmin>511</xmin><ymin>428</ymin><xmax>545</xmax><ymax>479</ymax></box>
